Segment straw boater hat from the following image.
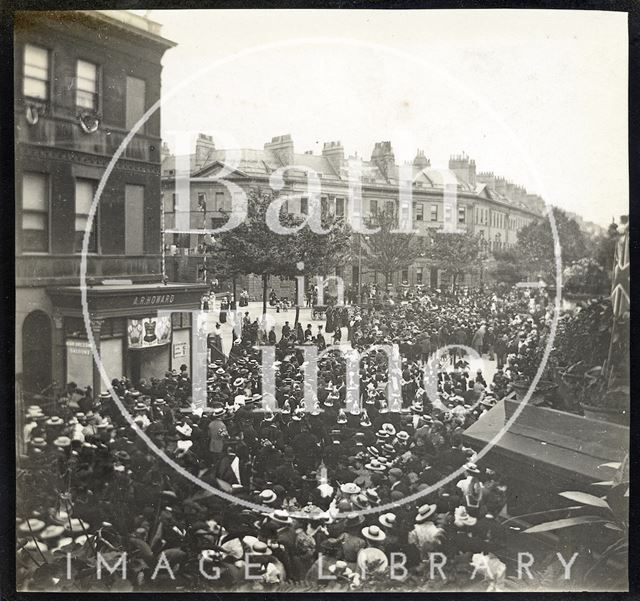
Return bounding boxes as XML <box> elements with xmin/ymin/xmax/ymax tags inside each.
<box><xmin>211</xmin><ymin>405</ymin><xmax>226</xmax><ymax>418</ymax></box>
<box><xmin>361</xmin><ymin>524</ymin><xmax>386</xmax><ymax>541</ymax></box>
<box><xmin>340</xmin><ymin>482</ymin><xmax>361</xmax><ymax>495</ymax></box>
<box><xmin>336</xmin><ymin>409</ymin><xmax>348</xmax><ymax>424</ymax></box>
<box><xmin>269</xmin><ymin>509</ymin><xmax>292</xmax><ymax>524</ymax></box>
<box><xmin>351</xmin><ymin>493</ymin><xmax>370</xmax><ymax>510</ymax></box>
<box><xmin>39</xmin><ymin>524</ymin><xmax>65</xmax><ymax>542</ymax></box>
<box><xmin>64</xmin><ymin>518</ymin><xmax>90</xmax><ymax>534</ymax></box>
<box><xmin>415</xmin><ymin>503</ymin><xmax>438</xmax><ymax>523</ymax></box>
<box><xmin>365</xmin><ymin>489</ymin><xmax>380</xmax><ymax>504</ymax></box>
<box><xmin>53</xmin><ymin>436</ymin><xmax>71</xmax><ymax>449</ymax></box>
<box><xmin>454</xmin><ymin>506</ymin><xmax>477</xmax><ymax>527</ymax></box>
<box><xmin>464</xmin><ymin>462</ymin><xmax>481</xmax><ymax>475</ymax></box>
<box><xmin>18</xmin><ymin>518</ymin><xmax>45</xmax><ymax>535</ymax></box>
<box><xmin>381</xmin><ymin>423</ymin><xmax>396</xmax><ymax>436</ymax></box>
<box><xmin>396</xmin><ymin>430</ymin><xmax>410</xmax><ymax>442</ymax></box>
<box><xmin>379</xmin><ymin>512</ymin><xmax>397</xmax><ymax>529</ymax></box>
<box><xmin>30</xmin><ymin>437</ymin><xmax>47</xmax><ymax>449</ymax></box>
<box><xmin>259</xmin><ymin>489</ymin><xmax>277</xmax><ymax>505</ymax></box>
<box><xmin>365</xmin><ymin>459</ymin><xmax>386</xmax><ymax>472</ymax></box>
<box><xmin>22</xmin><ymin>540</ymin><xmax>49</xmax><ymax>554</ymax></box>
<box><xmin>45</xmin><ymin>416</ymin><xmax>64</xmax><ymax>427</ymax></box>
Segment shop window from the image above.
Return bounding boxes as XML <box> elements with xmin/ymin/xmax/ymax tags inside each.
<box><xmin>23</xmin><ymin>44</ymin><xmax>49</xmax><ymax>101</ymax></box>
<box><xmin>21</xmin><ymin>172</ymin><xmax>49</xmax><ymax>252</ymax></box>
<box><xmin>171</xmin><ymin>312</ymin><xmax>193</xmax><ymax>329</ymax></box>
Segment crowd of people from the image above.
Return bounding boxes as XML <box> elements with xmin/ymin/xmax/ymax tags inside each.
<box><xmin>17</xmin><ymin>286</ymin><xmax>554</xmax><ymax>591</ymax></box>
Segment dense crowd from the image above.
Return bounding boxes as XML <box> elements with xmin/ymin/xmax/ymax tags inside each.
<box><xmin>18</xmin><ymin>287</ymin><xmax>555</xmax><ymax>591</ymax></box>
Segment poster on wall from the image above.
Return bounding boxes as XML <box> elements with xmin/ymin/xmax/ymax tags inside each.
<box><xmin>127</xmin><ymin>316</ymin><xmax>172</xmax><ymax>349</ymax></box>
<box><xmin>66</xmin><ymin>339</ymin><xmax>92</xmax><ymax>389</ymax></box>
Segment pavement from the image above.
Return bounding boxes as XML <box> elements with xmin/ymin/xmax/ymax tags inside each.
<box><xmin>202</xmin><ymin>300</ymin><xmax>498</xmax><ymax>386</ymax></box>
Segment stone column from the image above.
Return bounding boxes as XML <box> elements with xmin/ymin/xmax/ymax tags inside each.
<box><xmin>51</xmin><ymin>311</ymin><xmax>65</xmax><ymax>395</ymax></box>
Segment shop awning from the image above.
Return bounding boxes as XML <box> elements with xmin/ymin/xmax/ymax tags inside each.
<box><xmin>47</xmin><ymin>281</ymin><xmax>210</xmax><ymax>318</ymax></box>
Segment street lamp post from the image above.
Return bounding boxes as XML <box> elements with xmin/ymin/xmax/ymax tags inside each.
<box><xmin>358</xmin><ymin>233</ymin><xmax>362</xmax><ymax>304</ymax></box>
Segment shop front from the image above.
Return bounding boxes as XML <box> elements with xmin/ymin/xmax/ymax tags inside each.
<box><xmin>47</xmin><ymin>281</ymin><xmax>209</xmax><ymax>396</ymax></box>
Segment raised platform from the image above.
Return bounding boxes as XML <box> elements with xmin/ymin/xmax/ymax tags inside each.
<box><xmin>464</xmin><ymin>398</ymin><xmax>628</xmax><ymax>515</ymax></box>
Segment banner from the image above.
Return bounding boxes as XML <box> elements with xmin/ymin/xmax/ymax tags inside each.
<box><xmin>128</xmin><ymin>316</ymin><xmax>172</xmax><ymax>349</ymax></box>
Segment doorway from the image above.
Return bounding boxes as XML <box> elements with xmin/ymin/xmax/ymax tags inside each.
<box><xmin>22</xmin><ymin>310</ymin><xmax>52</xmax><ymax>393</ymax></box>
<box><xmin>430</xmin><ymin>267</ymin><xmax>439</xmax><ymax>289</ymax></box>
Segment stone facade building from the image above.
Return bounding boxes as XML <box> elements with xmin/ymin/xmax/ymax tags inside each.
<box><xmin>15</xmin><ymin>11</ymin><xmax>207</xmax><ymax>400</ymax></box>
<box><xmin>161</xmin><ymin>135</ymin><xmax>541</xmax><ymax>298</ymax></box>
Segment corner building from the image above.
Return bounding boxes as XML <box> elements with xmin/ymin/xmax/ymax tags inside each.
<box><xmin>15</xmin><ymin>11</ymin><xmax>207</xmax><ymax>403</ymax></box>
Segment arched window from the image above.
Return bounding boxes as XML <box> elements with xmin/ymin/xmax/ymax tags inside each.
<box><xmin>22</xmin><ymin>310</ymin><xmax>52</xmax><ymax>393</ymax></box>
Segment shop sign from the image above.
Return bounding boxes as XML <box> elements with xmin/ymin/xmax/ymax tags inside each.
<box><xmin>66</xmin><ymin>339</ymin><xmax>91</xmax><ymax>355</ymax></box>
<box><xmin>132</xmin><ymin>294</ymin><xmax>176</xmax><ymax>306</ymax></box>
<box><xmin>128</xmin><ymin>316</ymin><xmax>172</xmax><ymax>349</ymax></box>
<box><xmin>173</xmin><ymin>342</ymin><xmax>188</xmax><ymax>358</ymax></box>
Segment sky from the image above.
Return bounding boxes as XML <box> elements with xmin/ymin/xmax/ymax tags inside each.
<box><xmin>147</xmin><ymin>9</ymin><xmax>628</xmax><ymax>226</ymax></box>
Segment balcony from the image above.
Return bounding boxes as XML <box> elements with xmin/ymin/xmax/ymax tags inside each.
<box><xmin>16</xmin><ymin>254</ymin><xmax>162</xmax><ymax>287</ymax></box>
<box><xmin>15</xmin><ymin>110</ymin><xmax>158</xmax><ymax>163</ymax></box>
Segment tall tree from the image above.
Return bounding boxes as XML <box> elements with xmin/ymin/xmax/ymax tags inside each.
<box><xmin>287</xmin><ymin>210</ymin><xmax>352</xmax><ymax>324</ymax></box>
<box><xmin>427</xmin><ymin>229</ymin><xmax>481</xmax><ymax>290</ymax></box>
<box><xmin>215</xmin><ymin>189</ymin><xmax>352</xmax><ymax>319</ymax></box>
<box><xmin>215</xmin><ymin>189</ymin><xmax>297</xmax><ymax>313</ymax></box>
<box><xmin>361</xmin><ymin>209</ymin><xmax>421</xmax><ymax>285</ymax></box>
<box><xmin>516</xmin><ymin>207</ymin><xmax>588</xmax><ymax>283</ymax></box>
<box><xmin>489</xmin><ymin>248</ymin><xmax>526</xmax><ymax>286</ymax></box>
<box><xmin>595</xmin><ymin>222</ymin><xmax>620</xmax><ymax>274</ymax></box>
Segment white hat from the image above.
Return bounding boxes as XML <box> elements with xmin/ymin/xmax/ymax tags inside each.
<box><xmin>340</xmin><ymin>482</ymin><xmax>361</xmax><ymax>495</ymax></box>
<box><xmin>415</xmin><ymin>503</ymin><xmax>437</xmax><ymax>523</ymax></box>
<box><xmin>259</xmin><ymin>489</ymin><xmax>277</xmax><ymax>504</ymax></box>
<box><xmin>361</xmin><ymin>524</ymin><xmax>386</xmax><ymax>541</ymax></box>
<box><xmin>176</xmin><ymin>423</ymin><xmax>192</xmax><ymax>438</ymax></box>
<box><xmin>379</xmin><ymin>512</ymin><xmax>397</xmax><ymax>529</ymax></box>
